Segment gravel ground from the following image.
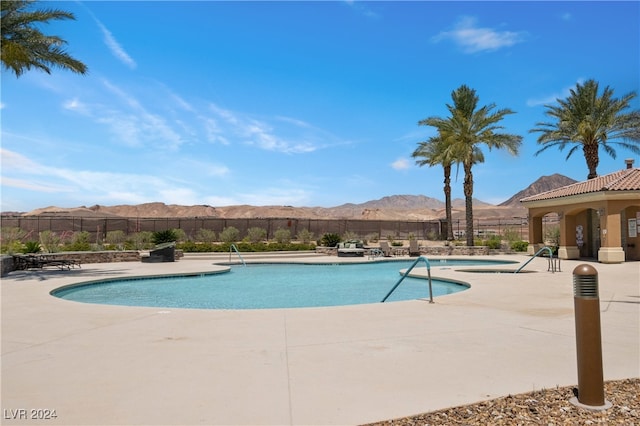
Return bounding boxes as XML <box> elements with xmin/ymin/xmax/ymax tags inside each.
<box><xmin>364</xmin><ymin>378</ymin><xmax>639</xmax><ymax>425</ymax></box>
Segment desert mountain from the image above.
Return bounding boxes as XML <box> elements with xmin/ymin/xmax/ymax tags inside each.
<box><xmin>18</xmin><ymin>174</ymin><xmax>576</xmax><ymax>221</ymax></box>
<box><xmin>499</xmin><ymin>174</ymin><xmax>578</xmax><ymax>207</ymax></box>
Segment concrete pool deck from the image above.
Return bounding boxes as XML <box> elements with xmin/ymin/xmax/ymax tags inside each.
<box><xmin>1</xmin><ymin>253</ymin><xmax>638</xmax><ymax>425</ymax></box>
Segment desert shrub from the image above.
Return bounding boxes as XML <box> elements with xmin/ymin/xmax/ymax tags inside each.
<box><xmin>475</xmin><ymin>235</ymin><xmax>501</xmax><ymax>249</ymax></box>
<box><xmin>0</xmin><ymin>227</ymin><xmax>26</xmax><ymax>254</ymax></box>
<box><xmin>273</xmin><ymin>228</ymin><xmax>291</xmax><ymax>244</ymax></box>
<box><xmin>296</xmin><ymin>229</ymin><xmax>314</xmax><ymax>244</ymax></box>
<box><xmin>39</xmin><ymin>230</ymin><xmax>61</xmax><ymax>253</ymax></box>
<box><xmin>2</xmin><ymin>241</ymin><xmax>23</xmax><ymax>254</ymax></box>
<box><xmin>320</xmin><ymin>233</ymin><xmax>341</xmax><ymax>247</ymax></box>
<box><xmin>22</xmin><ymin>241</ymin><xmax>41</xmax><ymax>253</ymax></box>
<box><xmin>195</xmin><ymin>228</ymin><xmax>216</xmax><ymax>243</ymax></box>
<box><xmin>172</xmin><ymin>228</ymin><xmax>188</xmax><ymax>243</ymax></box>
<box><xmin>365</xmin><ymin>233</ymin><xmax>379</xmax><ymax>243</ymax></box>
<box><xmin>474</xmin><ymin>235</ymin><xmax>502</xmax><ymax>250</ymax></box>
<box><xmin>178</xmin><ymin>241</ymin><xmax>215</xmax><ymax>252</ymax></box>
<box><xmin>239</xmin><ymin>241</ymin><xmax>267</xmax><ymax>252</ymax></box>
<box><xmin>106</xmin><ymin>230</ymin><xmax>126</xmax><ymax>250</ymax></box>
<box><xmin>129</xmin><ymin>231</ymin><xmax>153</xmax><ymax>250</ymax></box>
<box><xmin>408</xmin><ymin>233</ymin><xmax>416</xmax><ymax>241</ymax></box>
<box><xmin>484</xmin><ymin>237</ymin><xmax>502</xmax><ymax>250</ymax></box>
<box><xmin>246</xmin><ymin>227</ymin><xmax>267</xmax><ymax>243</ymax></box>
<box><xmin>171</xmin><ymin>240</ymin><xmax>318</xmax><ymax>253</ymax></box>
<box><xmin>342</xmin><ymin>231</ymin><xmax>359</xmax><ymax>242</ymax></box>
<box><xmin>58</xmin><ymin>230</ymin><xmax>75</xmax><ymax>246</ymax></box>
<box><xmin>219</xmin><ymin>226</ymin><xmax>240</xmax><ymax>243</ymax></box>
<box><xmin>152</xmin><ymin>229</ymin><xmax>178</xmax><ymax>245</ymax></box>
<box><xmin>426</xmin><ymin>231</ymin><xmax>439</xmax><ymax>240</ymax></box>
<box><xmin>65</xmin><ymin>231</ymin><xmax>92</xmax><ymax>251</ymax></box>
<box><xmin>502</xmin><ymin>227</ymin><xmax>521</xmax><ymax>242</ymax></box>
<box><xmin>511</xmin><ymin>240</ymin><xmax>529</xmax><ymax>252</ymax></box>
<box><xmin>1</xmin><ymin>227</ymin><xmax>25</xmax><ymax>243</ymax></box>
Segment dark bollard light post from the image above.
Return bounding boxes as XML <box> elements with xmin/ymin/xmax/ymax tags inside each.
<box><xmin>570</xmin><ymin>264</ymin><xmax>612</xmax><ymax>411</ymax></box>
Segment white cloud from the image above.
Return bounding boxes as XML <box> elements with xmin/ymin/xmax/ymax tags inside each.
<box><xmin>63</xmin><ymin>97</ymin><xmax>91</xmax><ymax>115</ymax></box>
<box><xmin>209</xmin><ymin>103</ymin><xmax>240</xmax><ymax>126</ymax></box>
<box><xmin>0</xmin><ymin>176</ymin><xmax>71</xmax><ymax>193</ymax></box>
<box><xmin>0</xmin><ymin>148</ymin><xmax>199</xmax><ymax>206</ymax></box>
<box><xmin>96</xmin><ymin>20</ymin><xmax>137</xmax><ymax>69</ymax></box>
<box><xmin>526</xmin><ymin>78</ymin><xmax>585</xmax><ymax>107</ymax></box>
<box><xmin>391</xmin><ymin>158</ymin><xmax>411</xmax><ymax>170</ymax></box>
<box><xmin>206</xmin><ymin>103</ymin><xmax>321</xmax><ymax>154</ymax></box>
<box><xmin>432</xmin><ymin>16</ymin><xmax>526</xmax><ymax>53</ymax></box>
<box><xmin>1</xmin><ymin>148</ymin><xmax>41</xmax><ymax>171</ymax></box>
<box><xmin>275</xmin><ymin>115</ymin><xmax>313</xmax><ymax>128</ymax></box>
<box><xmin>85</xmin><ymin>79</ymin><xmax>185</xmax><ymax>149</ymax></box>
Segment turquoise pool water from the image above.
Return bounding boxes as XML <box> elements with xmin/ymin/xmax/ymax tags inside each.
<box><xmin>52</xmin><ymin>259</ymin><xmax>515</xmax><ymax>310</ymax></box>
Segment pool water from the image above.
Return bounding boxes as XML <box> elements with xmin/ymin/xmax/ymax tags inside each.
<box><xmin>52</xmin><ymin>259</ymin><xmax>514</xmax><ymax>310</ymax></box>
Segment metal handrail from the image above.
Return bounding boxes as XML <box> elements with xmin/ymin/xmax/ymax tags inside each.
<box><xmin>381</xmin><ymin>256</ymin><xmax>433</xmax><ymax>304</ymax></box>
<box><xmin>229</xmin><ymin>244</ymin><xmax>246</xmax><ymax>267</ymax></box>
<box><xmin>514</xmin><ymin>246</ymin><xmax>554</xmax><ymax>273</ymax></box>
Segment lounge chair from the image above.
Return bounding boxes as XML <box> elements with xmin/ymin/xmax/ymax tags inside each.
<box><xmin>409</xmin><ymin>240</ymin><xmax>420</xmax><ymax>257</ymax></box>
<box><xmin>337</xmin><ymin>240</ymin><xmax>365</xmax><ymax>257</ymax></box>
<box><xmin>379</xmin><ymin>241</ymin><xmax>393</xmax><ymax>257</ymax></box>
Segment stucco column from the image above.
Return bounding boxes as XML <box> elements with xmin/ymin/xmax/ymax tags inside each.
<box><xmin>558</xmin><ymin>212</ymin><xmax>580</xmax><ymax>260</ymax></box>
<box><xmin>527</xmin><ymin>215</ymin><xmax>545</xmax><ymax>255</ymax></box>
<box><xmin>598</xmin><ymin>207</ymin><xmax>625</xmax><ymax>263</ymax></box>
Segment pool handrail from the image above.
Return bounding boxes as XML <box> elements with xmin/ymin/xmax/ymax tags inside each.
<box><xmin>229</xmin><ymin>244</ymin><xmax>246</xmax><ymax>267</ymax></box>
<box><xmin>514</xmin><ymin>246</ymin><xmax>554</xmax><ymax>273</ymax></box>
<box><xmin>381</xmin><ymin>255</ymin><xmax>433</xmax><ymax>304</ymax></box>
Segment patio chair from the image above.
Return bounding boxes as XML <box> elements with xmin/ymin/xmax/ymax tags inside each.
<box><xmin>379</xmin><ymin>241</ymin><xmax>393</xmax><ymax>257</ymax></box>
<box><xmin>409</xmin><ymin>240</ymin><xmax>420</xmax><ymax>257</ymax></box>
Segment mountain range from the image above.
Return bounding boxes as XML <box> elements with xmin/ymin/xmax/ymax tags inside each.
<box><xmin>14</xmin><ymin>174</ymin><xmax>577</xmax><ymax>221</ymax></box>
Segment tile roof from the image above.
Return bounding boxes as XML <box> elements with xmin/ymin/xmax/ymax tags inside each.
<box><xmin>520</xmin><ymin>168</ymin><xmax>640</xmax><ymax>203</ymax></box>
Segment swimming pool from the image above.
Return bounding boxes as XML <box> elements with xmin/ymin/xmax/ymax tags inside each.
<box><xmin>52</xmin><ymin>259</ymin><xmax>515</xmax><ymax>310</ymax></box>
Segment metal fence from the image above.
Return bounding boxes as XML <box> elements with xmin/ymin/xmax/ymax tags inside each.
<box><xmin>1</xmin><ymin>216</ymin><xmax>446</xmax><ymax>242</ymax></box>
<box><xmin>0</xmin><ymin>215</ymin><xmax>536</xmax><ymax>243</ymax></box>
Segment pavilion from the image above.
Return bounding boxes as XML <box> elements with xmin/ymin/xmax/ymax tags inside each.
<box><xmin>520</xmin><ymin>159</ymin><xmax>640</xmax><ymax>263</ymax></box>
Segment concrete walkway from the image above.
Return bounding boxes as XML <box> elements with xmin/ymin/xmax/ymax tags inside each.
<box><xmin>1</xmin><ymin>254</ymin><xmax>638</xmax><ymax>425</ymax></box>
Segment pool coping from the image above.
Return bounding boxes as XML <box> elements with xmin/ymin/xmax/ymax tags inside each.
<box><xmin>2</xmin><ymin>254</ymin><xmax>639</xmax><ymax>425</ymax></box>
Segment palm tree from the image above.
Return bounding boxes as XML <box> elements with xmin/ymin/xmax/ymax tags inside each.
<box><xmin>412</xmin><ymin>134</ymin><xmax>460</xmax><ymax>242</ymax></box>
<box><xmin>422</xmin><ymin>85</ymin><xmax>522</xmax><ymax>246</ymax></box>
<box><xmin>531</xmin><ymin>79</ymin><xmax>640</xmax><ymax>179</ymax></box>
<box><xmin>1</xmin><ymin>0</ymin><xmax>87</xmax><ymax>77</ymax></box>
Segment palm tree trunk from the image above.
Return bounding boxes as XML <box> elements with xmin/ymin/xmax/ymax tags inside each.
<box><xmin>463</xmin><ymin>161</ymin><xmax>474</xmax><ymax>246</ymax></box>
<box><xmin>583</xmin><ymin>142</ymin><xmax>599</xmax><ymax>179</ymax></box>
<box><xmin>443</xmin><ymin>163</ymin><xmax>454</xmax><ymax>241</ymax></box>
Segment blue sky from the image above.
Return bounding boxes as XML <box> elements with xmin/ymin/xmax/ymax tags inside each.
<box><xmin>1</xmin><ymin>1</ymin><xmax>639</xmax><ymax>212</ymax></box>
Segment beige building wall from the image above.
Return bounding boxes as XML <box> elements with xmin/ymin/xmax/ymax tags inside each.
<box><xmin>525</xmin><ymin>197</ymin><xmax>640</xmax><ymax>263</ymax></box>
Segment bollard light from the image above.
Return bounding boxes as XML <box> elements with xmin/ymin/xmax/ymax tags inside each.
<box><xmin>570</xmin><ymin>264</ymin><xmax>611</xmax><ymax>410</ymax></box>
